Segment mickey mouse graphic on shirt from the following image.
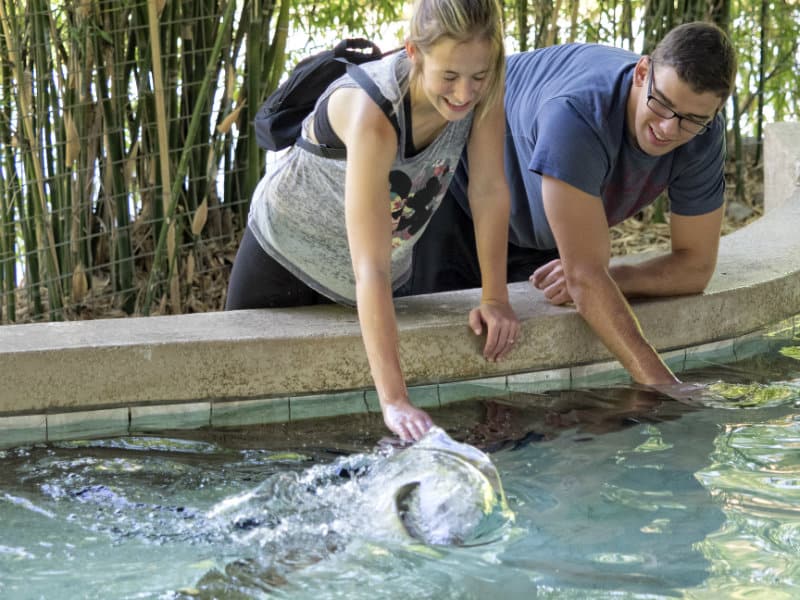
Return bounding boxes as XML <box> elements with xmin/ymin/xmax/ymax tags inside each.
<box><xmin>389</xmin><ymin>160</ymin><xmax>451</xmax><ymax>248</ymax></box>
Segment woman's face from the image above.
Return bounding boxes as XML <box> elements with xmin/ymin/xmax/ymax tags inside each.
<box><xmin>408</xmin><ymin>36</ymin><xmax>494</xmax><ymax>121</ymax></box>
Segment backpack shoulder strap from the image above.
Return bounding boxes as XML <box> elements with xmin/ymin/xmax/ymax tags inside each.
<box><xmin>296</xmin><ymin>61</ymin><xmax>402</xmax><ymax>160</ymax></box>
<box><xmin>345</xmin><ymin>62</ymin><xmax>402</xmax><ymax>142</ymax></box>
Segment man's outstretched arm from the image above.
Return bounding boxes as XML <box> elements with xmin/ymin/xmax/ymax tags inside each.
<box><xmin>535</xmin><ymin>175</ymin><xmax>679</xmax><ymax>386</ymax></box>
<box><xmin>609</xmin><ymin>206</ymin><xmax>724</xmax><ymax>298</ymax></box>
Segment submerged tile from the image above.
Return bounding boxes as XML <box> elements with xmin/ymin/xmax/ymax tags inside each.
<box><xmin>290</xmin><ymin>391</ymin><xmax>367</xmax><ymax>421</ymax></box>
<box><xmin>0</xmin><ymin>414</ymin><xmax>47</xmax><ymax>449</ymax></box>
<box><xmin>571</xmin><ymin>361</ymin><xmax>631</xmax><ymax>388</ymax></box>
<box><xmin>733</xmin><ymin>332</ymin><xmax>773</xmax><ymax>362</ymax></box>
<box><xmin>765</xmin><ymin>318</ymin><xmax>795</xmax><ymax>341</ymax></box>
<box><xmin>439</xmin><ymin>376</ymin><xmax>508</xmax><ymax>405</ymax></box>
<box><xmin>508</xmin><ymin>368</ymin><xmax>571</xmax><ymax>394</ymax></box>
<box><xmin>47</xmin><ymin>408</ymin><xmax>129</xmax><ymax>442</ymax></box>
<box><xmin>365</xmin><ymin>385</ymin><xmax>439</xmax><ymax>413</ymax></box>
<box><xmin>684</xmin><ymin>339</ymin><xmax>737</xmax><ymax>372</ymax></box>
<box><xmin>661</xmin><ymin>349</ymin><xmax>687</xmax><ymax>373</ymax></box>
<box><xmin>131</xmin><ymin>402</ymin><xmax>211</xmax><ymax>432</ymax></box>
<box><xmin>212</xmin><ymin>397</ymin><xmax>289</xmax><ymax>427</ymax></box>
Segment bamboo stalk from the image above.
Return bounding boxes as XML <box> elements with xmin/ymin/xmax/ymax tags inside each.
<box><xmin>146</xmin><ymin>0</ymin><xmax>180</xmax><ymax>312</ymax></box>
<box><xmin>0</xmin><ymin>174</ymin><xmax>11</xmax><ymax>323</ymax></box>
<box><xmin>141</xmin><ymin>0</ymin><xmax>237</xmax><ymax>315</ymax></box>
<box><xmin>0</xmin><ymin>1</ymin><xmax>64</xmax><ymax>318</ymax></box>
<box><xmin>34</xmin><ymin>0</ymin><xmax>72</xmax><ymax>312</ymax></box>
<box><xmin>92</xmin><ymin>2</ymin><xmax>136</xmax><ymax>313</ymax></box>
<box><xmin>239</xmin><ymin>0</ymin><xmax>290</xmax><ymax>215</ymax></box>
<box><xmin>0</xmin><ymin>28</ymin><xmax>18</xmax><ymax>322</ymax></box>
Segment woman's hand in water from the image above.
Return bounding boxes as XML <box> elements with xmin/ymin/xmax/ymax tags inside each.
<box><xmin>469</xmin><ymin>300</ymin><xmax>520</xmax><ymax>362</ymax></box>
<box><xmin>382</xmin><ymin>400</ymin><xmax>434</xmax><ymax>442</ymax></box>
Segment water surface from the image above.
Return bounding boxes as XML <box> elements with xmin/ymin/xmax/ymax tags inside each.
<box><xmin>1</xmin><ymin>339</ymin><xmax>800</xmax><ymax>599</ymax></box>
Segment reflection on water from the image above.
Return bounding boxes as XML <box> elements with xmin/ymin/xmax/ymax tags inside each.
<box><xmin>694</xmin><ymin>413</ymin><xmax>800</xmax><ymax>598</ymax></box>
<box><xmin>1</xmin><ymin>337</ymin><xmax>800</xmax><ymax>599</ymax></box>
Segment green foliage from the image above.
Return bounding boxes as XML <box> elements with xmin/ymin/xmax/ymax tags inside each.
<box><xmin>0</xmin><ymin>0</ymin><xmax>797</xmax><ymax>323</ymax></box>
<box><xmin>729</xmin><ymin>0</ymin><xmax>799</xmax><ymax>130</ymax></box>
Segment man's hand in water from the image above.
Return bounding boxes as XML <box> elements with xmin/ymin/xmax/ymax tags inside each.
<box><xmin>382</xmin><ymin>401</ymin><xmax>433</xmax><ymax>442</ymax></box>
<box><xmin>649</xmin><ymin>382</ymin><xmax>720</xmax><ymax>407</ymax></box>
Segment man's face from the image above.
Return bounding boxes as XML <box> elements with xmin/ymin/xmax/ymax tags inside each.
<box><xmin>628</xmin><ymin>57</ymin><xmax>723</xmax><ymax>157</ymax></box>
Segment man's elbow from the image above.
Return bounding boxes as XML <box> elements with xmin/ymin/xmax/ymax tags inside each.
<box><xmin>562</xmin><ymin>265</ymin><xmax>605</xmax><ymax>313</ymax></box>
<box><xmin>685</xmin><ymin>255</ymin><xmax>718</xmax><ymax>293</ymax></box>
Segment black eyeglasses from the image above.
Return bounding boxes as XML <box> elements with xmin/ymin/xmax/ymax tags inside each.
<box><xmin>646</xmin><ymin>62</ymin><xmax>713</xmax><ymax>136</ymax></box>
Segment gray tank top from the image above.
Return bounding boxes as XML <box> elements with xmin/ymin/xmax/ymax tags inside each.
<box><xmin>248</xmin><ymin>51</ymin><xmax>473</xmax><ymax>305</ymax></box>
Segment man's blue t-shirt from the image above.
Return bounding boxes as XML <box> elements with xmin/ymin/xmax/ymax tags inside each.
<box><xmin>452</xmin><ymin>43</ymin><xmax>726</xmax><ymax>250</ymax></box>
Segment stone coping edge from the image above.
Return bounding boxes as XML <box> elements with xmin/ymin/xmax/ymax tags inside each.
<box><xmin>2</xmin><ymin>189</ymin><xmax>799</xmax><ymax>416</ymax></box>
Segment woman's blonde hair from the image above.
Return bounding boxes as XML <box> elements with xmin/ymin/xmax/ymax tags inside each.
<box><xmin>407</xmin><ymin>0</ymin><xmax>505</xmax><ymax>121</ymax></box>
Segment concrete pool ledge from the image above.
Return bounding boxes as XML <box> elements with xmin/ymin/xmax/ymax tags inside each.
<box><xmin>1</xmin><ymin>123</ymin><xmax>800</xmax><ymax>446</ymax></box>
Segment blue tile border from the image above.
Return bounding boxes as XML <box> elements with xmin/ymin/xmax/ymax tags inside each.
<box><xmin>132</xmin><ymin>402</ymin><xmax>211</xmax><ymax>432</ymax></box>
<box><xmin>365</xmin><ymin>385</ymin><xmax>440</xmax><ymax>412</ymax></box>
<box><xmin>571</xmin><ymin>360</ymin><xmax>631</xmax><ymax>388</ymax></box>
<box><xmin>47</xmin><ymin>408</ymin><xmax>130</xmax><ymax>443</ymax></box>
<box><xmin>1</xmin><ymin>319</ymin><xmax>799</xmax><ymax>447</ymax></box>
<box><xmin>289</xmin><ymin>390</ymin><xmax>367</xmax><ymax>421</ymax></box>
<box><xmin>508</xmin><ymin>367</ymin><xmax>571</xmax><ymax>393</ymax></box>
<box><xmin>212</xmin><ymin>397</ymin><xmax>289</xmax><ymax>427</ymax></box>
<box><xmin>684</xmin><ymin>339</ymin><xmax>738</xmax><ymax>372</ymax></box>
<box><xmin>0</xmin><ymin>414</ymin><xmax>47</xmax><ymax>448</ymax></box>
<box><xmin>439</xmin><ymin>376</ymin><xmax>508</xmax><ymax>405</ymax></box>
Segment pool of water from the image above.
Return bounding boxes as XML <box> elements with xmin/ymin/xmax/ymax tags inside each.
<box><xmin>2</xmin><ymin>340</ymin><xmax>800</xmax><ymax>599</ymax></box>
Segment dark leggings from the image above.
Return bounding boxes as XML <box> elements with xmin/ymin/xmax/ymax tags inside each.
<box><xmin>396</xmin><ymin>190</ymin><xmax>560</xmax><ymax>296</ymax></box>
<box><xmin>225</xmin><ymin>226</ymin><xmax>333</xmax><ymax>310</ymax></box>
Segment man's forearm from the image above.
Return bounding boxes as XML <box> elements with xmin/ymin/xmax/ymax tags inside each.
<box><xmin>610</xmin><ymin>250</ymin><xmax>715</xmax><ymax>298</ymax></box>
<box><xmin>569</xmin><ymin>268</ymin><xmax>678</xmax><ymax>385</ymax></box>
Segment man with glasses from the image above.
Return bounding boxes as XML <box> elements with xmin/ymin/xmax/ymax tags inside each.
<box><xmin>401</xmin><ymin>22</ymin><xmax>737</xmax><ymax>389</ymax></box>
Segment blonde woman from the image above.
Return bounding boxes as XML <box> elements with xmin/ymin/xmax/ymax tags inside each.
<box><xmin>227</xmin><ymin>0</ymin><xmax>518</xmax><ymax>441</ymax></box>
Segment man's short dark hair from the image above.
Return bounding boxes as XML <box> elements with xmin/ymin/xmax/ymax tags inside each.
<box><xmin>651</xmin><ymin>21</ymin><xmax>737</xmax><ymax>101</ymax></box>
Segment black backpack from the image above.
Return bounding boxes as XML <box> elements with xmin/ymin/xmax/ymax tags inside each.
<box><xmin>254</xmin><ymin>38</ymin><xmax>401</xmax><ymax>159</ymax></box>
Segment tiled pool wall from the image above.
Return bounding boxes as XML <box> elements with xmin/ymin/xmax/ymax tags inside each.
<box><xmin>2</xmin><ymin>314</ymin><xmax>798</xmax><ymax>450</ymax></box>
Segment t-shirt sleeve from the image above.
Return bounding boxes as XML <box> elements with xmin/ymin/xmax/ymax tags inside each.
<box><xmin>667</xmin><ymin>116</ymin><xmax>726</xmax><ymax>216</ymax></box>
<box><xmin>527</xmin><ymin>98</ymin><xmax>609</xmax><ymax>198</ymax></box>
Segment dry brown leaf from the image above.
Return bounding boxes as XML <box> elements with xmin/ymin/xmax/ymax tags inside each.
<box><xmin>72</xmin><ymin>263</ymin><xmax>88</xmax><ymax>303</ymax></box>
<box><xmin>76</xmin><ymin>0</ymin><xmax>92</xmax><ymax>20</ymax></box>
<box><xmin>64</xmin><ymin>112</ymin><xmax>80</xmax><ymax>166</ymax></box>
<box><xmin>187</xmin><ymin>252</ymin><xmax>196</xmax><ymax>284</ymax></box>
<box><xmin>191</xmin><ymin>199</ymin><xmax>208</xmax><ymax>236</ymax></box>
<box><xmin>226</xmin><ymin>64</ymin><xmax>236</xmax><ymax>99</ymax></box>
<box><xmin>167</xmin><ymin>221</ymin><xmax>176</xmax><ymax>255</ymax></box>
<box><xmin>124</xmin><ymin>141</ymin><xmax>139</xmax><ymax>184</ymax></box>
<box><xmin>217</xmin><ymin>103</ymin><xmax>245</xmax><ymax>134</ymax></box>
